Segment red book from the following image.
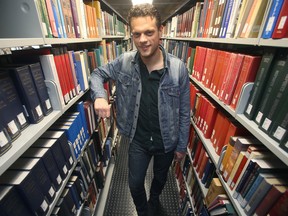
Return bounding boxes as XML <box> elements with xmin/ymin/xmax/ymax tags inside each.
<box><xmin>216</xmin><ymin>121</ymin><xmax>248</xmax><ymax>155</ymax></box>
<box><xmin>267</xmin><ymin>189</ymin><xmax>288</xmax><ymax>216</ymax></box>
<box><xmin>198</xmin><ymin>96</ymin><xmax>209</xmax><ymax>131</ymax></box>
<box><xmin>192</xmin><ymin>141</ymin><xmax>203</xmax><ymax>167</ymax></box>
<box><xmin>210</xmin><ymin>111</ymin><xmax>226</xmax><ymax>148</ymax></box>
<box><xmin>193</xmin><ymin>46</ymin><xmax>207</xmax><ymax>81</ymax></box>
<box><xmin>45</xmin><ymin>0</ymin><xmax>58</xmax><ymax>37</ymax></box>
<box><xmin>203</xmin><ymin>49</ymin><xmax>218</xmax><ymax>88</ymax></box>
<box><xmin>51</xmin><ymin>48</ymin><xmax>70</xmax><ymax>104</ymax></box>
<box><xmin>203</xmin><ymin>101</ymin><xmax>218</xmax><ymax>139</ymax></box>
<box><xmin>255</xmin><ymin>185</ymin><xmax>288</xmax><ymax>216</ymax></box>
<box><xmin>193</xmin><ymin>93</ymin><xmax>204</xmax><ymax>124</ymax></box>
<box><xmin>218</xmin><ymin>52</ymin><xmax>238</xmax><ymax>101</ymax></box>
<box><xmin>201</xmin><ymin>48</ymin><xmax>217</xmax><ymax>85</ymax></box>
<box><xmin>214</xmin><ymin>51</ymin><xmax>233</xmax><ymax>97</ymax></box>
<box><xmin>190</xmin><ymin>83</ymin><xmax>200</xmax><ymax>112</ymax></box>
<box><xmin>228</xmin><ymin>152</ymin><xmax>248</xmax><ymax>190</ymax></box>
<box><xmin>62</xmin><ymin>47</ymin><xmax>76</xmax><ymax>97</ymax></box>
<box><xmin>209</xmin><ymin>50</ymin><xmax>226</xmax><ymax>94</ymax></box>
<box><xmin>198</xmin><ymin>152</ymin><xmax>209</xmax><ymax>179</ymax></box>
<box><xmin>195</xmin><ymin>145</ymin><xmax>206</xmax><ymax>172</ymax></box>
<box><xmin>222</xmin><ymin>53</ymin><xmax>245</xmax><ymax>105</ymax></box>
<box><xmin>272</xmin><ymin>0</ymin><xmax>288</xmax><ymax>39</ymax></box>
<box><xmin>203</xmin><ymin>0</ymin><xmax>214</xmax><ymax>38</ymax></box>
<box><xmin>213</xmin><ymin>115</ymin><xmax>231</xmax><ymax>155</ymax></box>
<box><xmin>230</xmin><ymin>55</ymin><xmax>262</xmax><ymax>110</ymax></box>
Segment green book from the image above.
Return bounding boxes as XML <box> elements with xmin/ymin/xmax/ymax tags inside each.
<box><xmin>254</xmin><ymin>50</ymin><xmax>288</xmax><ymax>125</ymax></box>
<box><xmin>244</xmin><ymin>49</ymin><xmax>276</xmax><ymax>120</ymax></box>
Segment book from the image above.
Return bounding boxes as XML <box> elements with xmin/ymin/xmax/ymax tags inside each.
<box><xmin>202</xmin><ymin>100</ymin><xmax>218</xmax><ymax>139</ymax></box>
<box><xmin>39</xmin><ymin>54</ymin><xmax>66</xmax><ymax>107</ymax></box>
<box><xmin>254</xmin><ymin>184</ymin><xmax>288</xmax><ymax>216</ymax></box>
<box><xmin>44</xmin><ymin>0</ymin><xmax>59</xmax><ymax>37</ymax></box>
<box><xmin>0</xmin><ymin>170</ymin><xmax>49</xmax><ymax>215</ymax></box>
<box><xmin>211</xmin><ymin>0</ymin><xmax>227</xmax><ymax>38</ymax></box>
<box><xmin>219</xmin><ymin>136</ymin><xmax>237</xmax><ymax>173</ymax></box>
<box><xmin>36</xmin><ymin>0</ymin><xmax>52</xmax><ymax>38</ymax></box>
<box><xmin>205</xmin><ymin>178</ymin><xmax>225</xmax><ymax>207</ymax></box>
<box><xmin>240</xmin><ymin>0</ymin><xmax>269</xmax><ymax>38</ymax></box>
<box><xmin>230</xmin><ymin>55</ymin><xmax>262</xmax><ymax>110</ymax></box>
<box><xmin>74</xmin><ymin>51</ymin><xmax>90</xmax><ymax>91</ymax></box>
<box><xmin>32</xmin><ymin>139</ymin><xmax>69</xmax><ymax>179</ymax></box>
<box><xmin>9</xmin><ymin>157</ymin><xmax>56</xmax><ymax>204</ymax></box>
<box><xmin>21</xmin><ymin>147</ymin><xmax>63</xmax><ymax>191</ymax></box>
<box><xmin>244</xmin><ymin>49</ymin><xmax>276</xmax><ymax>120</ymax></box>
<box><xmin>267</xmin><ymin>189</ymin><xmax>288</xmax><ymax>215</ymax></box>
<box><xmin>222</xmin><ymin>137</ymin><xmax>260</xmax><ymax>182</ymax></box>
<box><xmin>28</xmin><ymin>62</ymin><xmax>53</xmax><ymax>116</ymax></box>
<box><xmin>60</xmin><ymin>188</ymin><xmax>77</xmax><ymax>215</ymax></box>
<box><xmin>65</xmin><ymin>183</ymin><xmax>81</xmax><ymax>210</ymax></box>
<box><xmin>3</xmin><ymin>65</ymin><xmax>44</xmax><ymax>124</ymax></box>
<box><xmin>0</xmin><ymin>185</ymin><xmax>34</xmax><ymax>216</ymax></box>
<box><xmin>272</xmin><ymin>0</ymin><xmax>288</xmax><ymax>38</ymax></box>
<box><xmin>219</xmin><ymin>0</ymin><xmax>234</xmax><ymax>38</ymax></box>
<box><xmin>192</xmin><ymin>46</ymin><xmax>207</xmax><ymax>81</ymax></box>
<box><xmin>41</xmin><ymin>130</ymin><xmax>75</xmax><ymax>168</ymax></box>
<box><xmin>69</xmin><ymin>0</ymin><xmax>81</xmax><ymax>38</ymax></box>
<box><xmin>244</xmin><ymin>177</ymin><xmax>287</xmax><ymax>215</ymax></box>
<box><xmin>51</xmin><ymin>0</ymin><xmax>64</xmax><ymax>38</ymax></box>
<box><xmin>254</xmin><ymin>50</ymin><xmax>288</xmax><ymax>125</ymax></box>
<box><xmin>262</xmin><ymin>0</ymin><xmax>284</xmax><ymax>39</ymax></box>
<box><xmin>201</xmin><ymin>48</ymin><xmax>217</xmax><ymax>87</ymax></box>
<box><xmin>0</xmin><ymin>71</ymin><xmax>28</xmax><ymax>140</ymax></box>
<box><xmin>225</xmin><ymin>0</ymin><xmax>242</xmax><ymax>38</ymax></box>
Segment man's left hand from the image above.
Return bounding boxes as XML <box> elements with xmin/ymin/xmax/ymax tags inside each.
<box><xmin>174</xmin><ymin>151</ymin><xmax>186</xmax><ymax>163</ymax></box>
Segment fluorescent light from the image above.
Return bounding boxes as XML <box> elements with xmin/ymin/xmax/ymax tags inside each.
<box><xmin>131</xmin><ymin>0</ymin><xmax>153</xmax><ymax>5</ymax></box>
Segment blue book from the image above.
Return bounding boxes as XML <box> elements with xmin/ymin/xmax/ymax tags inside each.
<box><xmin>4</xmin><ymin>65</ymin><xmax>44</xmax><ymax>124</ymax></box>
<box><xmin>41</xmin><ymin>130</ymin><xmax>75</xmax><ymax>168</ymax></box>
<box><xmin>72</xmin><ymin>51</ymin><xmax>86</xmax><ymax>92</ymax></box>
<box><xmin>9</xmin><ymin>157</ymin><xmax>56</xmax><ymax>204</ymax></box>
<box><xmin>0</xmin><ymin>71</ymin><xmax>25</xmax><ymax>140</ymax></box>
<box><xmin>0</xmin><ymin>124</ymin><xmax>12</xmax><ymax>156</ymax></box>
<box><xmin>201</xmin><ymin>158</ymin><xmax>214</xmax><ymax>184</ymax></box>
<box><xmin>65</xmin><ymin>183</ymin><xmax>82</xmax><ymax>209</ymax></box>
<box><xmin>74</xmin><ymin>101</ymin><xmax>90</xmax><ymax>141</ymax></box>
<box><xmin>32</xmin><ymin>139</ymin><xmax>69</xmax><ymax>179</ymax></box>
<box><xmin>56</xmin><ymin>0</ymin><xmax>67</xmax><ymax>38</ymax></box>
<box><xmin>28</xmin><ymin>62</ymin><xmax>53</xmax><ymax>116</ymax></box>
<box><xmin>0</xmin><ymin>170</ymin><xmax>49</xmax><ymax>215</ymax></box>
<box><xmin>51</xmin><ymin>0</ymin><xmax>63</xmax><ymax>38</ymax></box>
<box><xmin>0</xmin><ymin>185</ymin><xmax>35</xmax><ymax>216</ymax></box>
<box><xmin>219</xmin><ymin>0</ymin><xmax>234</xmax><ymax>38</ymax></box>
<box><xmin>262</xmin><ymin>0</ymin><xmax>284</xmax><ymax>39</ymax></box>
<box><xmin>21</xmin><ymin>147</ymin><xmax>63</xmax><ymax>191</ymax></box>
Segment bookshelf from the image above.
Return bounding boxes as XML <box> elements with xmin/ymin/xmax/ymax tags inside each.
<box><xmin>0</xmin><ymin>0</ymin><xmax>129</xmax><ymax>215</ymax></box>
<box><xmin>163</xmin><ymin>0</ymin><xmax>288</xmax><ymax>215</ymax></box>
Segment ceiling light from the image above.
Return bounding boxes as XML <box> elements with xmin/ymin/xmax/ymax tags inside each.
<box><xmin>131</xmin><ymin>0</ymin><xmax>153</xmax><ymax>5</ymax></box>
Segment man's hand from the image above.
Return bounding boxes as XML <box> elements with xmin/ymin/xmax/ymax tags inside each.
<box><xmin>94</xmin><ymin>98</ymin><xmax>111</xmax><ymax>118</ymax></box>
<box><xmin>174</xmin><ymin>151</ymin><xmax>186</xmax><ymax>163</ymax></box>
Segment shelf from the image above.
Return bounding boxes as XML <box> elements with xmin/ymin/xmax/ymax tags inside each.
<box><xmin>0</xmin><ymin>110</ymin><xmax>62</xmax><ymax>175</ymax></box>
<box><xmin>191</xmin><ymin>77</ymin><xmax>236</xmax><ymax>117</ymax></box>
<box><xmin>163</xmin><ymin>37</ymin><xmax>259</xmax><ymax>46</ymax></box>
<box><xmin>217</xmin><ymin>172</ymin><xmax>246</xmax><ymax>216</ymax></box>
<box><xmin>236</xmin><ymin>114</ymin><xmax>288</xmax><ymax>166</ymax></box>
<box><xmin>258</xmin><ymin>38</ymin><xmax>288</xmax><ymax>48</ymax></box>
<box><xmin>44</xmin><ymin>37</ymin><xmax>103</xmax><ymax>45</ymax></box>
<box><xmin>0</xmin><ymin>38</ymin><xmax>45</xmax><ymax>49</ymax></box>
<box><xmin>102</xmin><ymin>35</ymin><xmax>125</xmax><ymax>39</ymax></box>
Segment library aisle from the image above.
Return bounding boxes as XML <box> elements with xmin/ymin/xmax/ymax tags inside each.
<box><xmin>102</xmin><ymin>136</ymin><xmax>179</xmax><ymax>215</ymax></box>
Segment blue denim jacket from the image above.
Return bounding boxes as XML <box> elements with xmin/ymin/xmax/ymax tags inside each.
<box><xmin>90</xmin><ymin>45</ymin><xmax>191</xmax><ymax>153</ymax></box>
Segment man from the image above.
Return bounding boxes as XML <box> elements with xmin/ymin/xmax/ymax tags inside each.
<box><xmin>90</xmin><ymin>3</ymin><xmax>190</xmax><ymax>215</ymax></box>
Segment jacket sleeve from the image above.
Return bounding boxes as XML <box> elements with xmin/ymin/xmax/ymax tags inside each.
<box><xmin>177</xmin><ymin>62</ymin><xmax>191</xmax><ymax>153</ymax></box>
<box><xmin>89</xmin><ymin>55</ymin><xmax>122</xmax><ymax>101</ymax></box>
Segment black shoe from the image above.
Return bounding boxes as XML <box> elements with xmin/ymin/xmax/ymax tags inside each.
<box><xmin>147</xmin><ymin>198</ymin><xmax>160</xmax><ymax>216</ymax></box>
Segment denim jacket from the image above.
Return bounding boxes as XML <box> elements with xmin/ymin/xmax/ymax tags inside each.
<box><xmin>90</xmin><ymin>45</ymin><xmax>191</xmax><ymax>153</ymax></box>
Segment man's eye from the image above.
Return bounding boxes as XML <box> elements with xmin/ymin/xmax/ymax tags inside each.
<box><xmin>132</xmin><ymin>33</ymin><xmax>141</xmax><ymax>37</ymax></box>
<box><xmin>146</xmin><ymin>31</ymin><xmax>154</xmax><ymax>36</ymax></box>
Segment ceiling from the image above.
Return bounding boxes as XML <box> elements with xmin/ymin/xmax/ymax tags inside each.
<box><xmin>102</xmin><ymin>0</ymin><xmax>194</xmax><ymax>24</ymax></box>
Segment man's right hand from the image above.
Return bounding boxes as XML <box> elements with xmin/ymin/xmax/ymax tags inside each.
<box><xmin>94</xmin><ymin>98</ymin><xmax>111</xmax><ymax>118</ymax></box>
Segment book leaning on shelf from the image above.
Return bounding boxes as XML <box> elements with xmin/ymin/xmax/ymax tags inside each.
<box><xmin>0</xmin><ymin>71</ymin><xmax>29</xmax><ymax>143</ymax></box>
<box><xmin>0</xmin><ymin>65</ymin><xmax>44</xmax><ymax>124</ymax></box>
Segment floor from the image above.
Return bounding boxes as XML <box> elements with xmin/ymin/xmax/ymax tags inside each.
<box><xmin>102</xmin><ymin>136</ymin><xmax>180</xmax><ymax>216</ymax></box>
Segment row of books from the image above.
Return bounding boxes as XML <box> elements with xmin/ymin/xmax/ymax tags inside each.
<box><xmin>190</xmin><ymin>83</ymin><xmax>250</xmax><ymax>156</ymax></box>
<box><xmin>243</xmin><ymin>49</ymin><xmax>288</xmax><ymax>149</ymax></box>
<box><xmin>191</xmin><ymin>45</ymin><xmax>262</xmax><ymax>110</ymax></box>
<box><xmin>37</xmin><ymin>0</ymin><xmax>128</xmax><ymax>39</ymax></box>
<box><xmin>219</xmin><ymin>136</ymin><xmax>288</xmax><ymax>215</ymax></box>
<box><xmin>0</xmin><ymin>62</ymin><xmax>53</xmax><ymax>156</ymax></box>
<box><xmin>0</xmin><ymin>130</ymin><xmax>75</xmax><ymax>215</ymax></box>
<box><xmin>163</xmin><ymin>0</ymin><xmax>288</xmax><ymax>39</ymax></box>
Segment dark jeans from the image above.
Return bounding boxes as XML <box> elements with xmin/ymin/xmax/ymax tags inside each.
<box><xmin>128</xmin><ymin>140</ymin><xmax>175</xmax><ymax>216</ymax></box>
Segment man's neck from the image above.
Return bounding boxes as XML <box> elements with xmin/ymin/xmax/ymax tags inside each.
<box><xmin>141</xmin><ymin>48</ymin><xmax>164</xmax><ymax>73</ymax></box>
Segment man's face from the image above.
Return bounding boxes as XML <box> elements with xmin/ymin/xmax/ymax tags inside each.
<box><xmin>130</xmin><ymin>16</ymin><xmax>162</xmax><ymax>59</ymax></box>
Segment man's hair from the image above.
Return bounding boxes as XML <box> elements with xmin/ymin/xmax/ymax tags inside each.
<box><xmin>127</xmin><ymin>3</ymin><xmax>162</xmax><ymax>29</ymax></box>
